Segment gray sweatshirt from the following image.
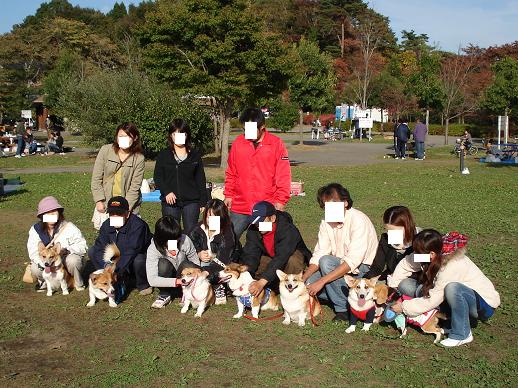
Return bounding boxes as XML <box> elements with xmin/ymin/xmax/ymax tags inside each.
<box><xmin>146</xmin><ymin>235</ymin><xmax>201</xmax><ymax>288</ymax></box>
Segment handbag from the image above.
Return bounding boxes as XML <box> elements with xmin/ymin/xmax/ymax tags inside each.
<box><xmin>22</xmin><ymin>263</ymin><xmax>35</xmax><ymax>283</ymax></box>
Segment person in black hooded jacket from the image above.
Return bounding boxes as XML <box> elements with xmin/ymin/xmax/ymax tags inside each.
<box><xmin>154</xmin><ymin>119</ymin><xmax>208</xmax><ymax>234</ymax></box>
<box><xmin>240</xmin><ymin>201</ymin><xmax>311</xmax><ymax>297</ymax></box>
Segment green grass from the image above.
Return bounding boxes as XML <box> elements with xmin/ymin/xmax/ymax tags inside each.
<box><xmin>0</xmin><ymin>157</ymin><xmax>517</xmax><ymax>386</ymax></box>
<box><xmin>0</xmin><ymin>153</ymin><xmax>93</xmax><ymax>169</ymax></box>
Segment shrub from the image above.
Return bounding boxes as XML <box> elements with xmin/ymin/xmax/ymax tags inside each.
<box><xmin>427</xmin><ymin>124</ymin><xmax>493</xmax><ymax>137</ymax></box>
<box><xmin>55</xmin><ymin>69</ymin><xmax>213</xmax><ymax>155</ymax></box>
<box><xmin>269</xmin><ymin>101</ymin><xmax>299</xmax><ymax>132</ymax></box>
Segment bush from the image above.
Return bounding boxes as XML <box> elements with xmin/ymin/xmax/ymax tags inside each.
<box><xmin>269</xmin><ymin>101</ymin><xmax>299</xmax><ymax>132</ymax></box>
<box><xmin>302</xmin><ymin>113</ymin><xmax>315</xmax><ymax>125</ymax></box>
<box><xmin>55</xmin><ymin>69</ymin><xmax>213</xmax><ymax>155</ymax></box>
<box><xmin>427</xmin><ymin>123</ymin><xmax>492</xmax><ymax>137</ymax></box>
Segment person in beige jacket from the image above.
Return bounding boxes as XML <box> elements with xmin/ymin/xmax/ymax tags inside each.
<box><xmin>303</xmin><ymin>183</ymin><xmax>378</xmax><ymax>322</ymax></box>
<box><xmin>91</xmin><ymin>123</ymin><xmax>145</xmax><ymax>229</ymax></box>
<box><xmin>389</xmin><ymin>229</ymin><xmax>500</xmax><ymax>347</ymax></box>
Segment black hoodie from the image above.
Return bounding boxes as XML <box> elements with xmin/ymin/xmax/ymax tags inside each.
<box><xmin>153</xmin><ymin>148</ymin><xmax>208</xmax><ymax>206</ymax></box>
<box><xmin>240</xmin><ymin>211</ymin><xmax>311</xmax><ymax>283</ymax></box>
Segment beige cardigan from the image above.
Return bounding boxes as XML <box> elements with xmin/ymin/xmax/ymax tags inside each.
<box><xmin>388</xmin><ymin>249</ymin><xmax>501</xmax><ymax>317</ymax></box>
<box><xmin>91</xmin><ymin>144</ymin><xmax>145</xmax><ymax>212</ymax></box>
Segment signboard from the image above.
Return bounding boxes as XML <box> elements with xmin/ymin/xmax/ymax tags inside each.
<box><xmin>21</xmin><ymin>110</ymin><xmax>32</xmax><ymax>119</ymax></box>
<box><xmin>358</xmin><ymin>117</ymin><xmax>373</xmax><ymax>128</ymax></box>
<box><xmin>497</xmin><ymin>115</ymin><xmax>509</xmax><ymax>149</ymax></box>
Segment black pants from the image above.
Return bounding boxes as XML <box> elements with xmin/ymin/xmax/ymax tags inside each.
<box><xmin>396</xmin><ymin>140</ymin><xmax>407</xmax><ymax>158</ymax></box>
<box><xmin>156</xmin><ymin>258</ymin><xmax>182</xmax><ymax>298</ymax></box>
<box><xmin>161</xmin><ymin>201</ymin><xmax>200</xmax><ymax>234</ymax></box>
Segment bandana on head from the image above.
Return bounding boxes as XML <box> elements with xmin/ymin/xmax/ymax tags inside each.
<box><xmin>442</xmin><ymin>232</ymin><xmax>468</xmax><ymax>255</ymax></box>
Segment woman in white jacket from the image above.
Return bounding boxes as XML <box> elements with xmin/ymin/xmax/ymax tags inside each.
<box><xmin>389</xmin><ymin>229</ymin><xmax>500</xmax><ymax>347</ymax></box>
<box><xmin>27</xmin><ymin>196</ymin><xmax>88</xmax><ymax>291</ymax></box>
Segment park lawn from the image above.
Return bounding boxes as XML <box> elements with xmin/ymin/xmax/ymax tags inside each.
<box><xmin>0</xmin><ymin>153</ymin><xmax>94</xmax><ymax>170</ymax></box>
<box><xmin>0</xmin><ymin>158</ymin><xmax>517</xmax><ymax>387</ymax></box>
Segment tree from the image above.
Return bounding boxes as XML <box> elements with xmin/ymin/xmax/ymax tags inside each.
<box><xmin>400</xmin><ymin>30</ymin><xmax>430</xmax><ymax>60</ymax></box>
<box><xmin>139</xmin><ymin>0</ymin><xmax>289</xmax><ymax>168</ymax></box>
<box><xmin>268</xmin><ymin>98</ymin><xmax>299</xmax><ymax>132</ymax></box>
<box><xmin>483</xmin><ymin>57</ymin><xmax>518</xmax><ymax>120</ymax></box>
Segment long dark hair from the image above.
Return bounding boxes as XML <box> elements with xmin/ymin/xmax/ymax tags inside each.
<box><xmin>167</xmin><ymin>118</ymin><xmax>192</xmax><ymax>154</ymax></box>
<box><xmin>383</xmin><ymin>206</ymin><xmax>416</xmax><ymax>245</ymax></box>
<box><xmin>37</xmin><ymin>209</ymin><xmax>65</xmax><ymax>236</ymax></box>
<box><xmin>154</xmin><ymin>216</ymin><xmax>182</xmax><ymax>256</ymax></box>
<box><xmin>317</xmin><ymin>183</ymin><xmax>353</xmax><ymax>209</ymax></box>
<box><xmin>202</xmin><ymin>199</ymin><xmax>231</xmax><ymax>234</ymax></box>
<box><xmin>413</xmin><ymin>229</ymin><xmax>444</xmax><ymax>297</ymax></box>
<box><xmin>112</xmin><ymin>122</ymin><xmax>143</xmax><ymax>155</ymax></box>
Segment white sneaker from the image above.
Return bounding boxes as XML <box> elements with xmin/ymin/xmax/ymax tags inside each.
<box><xmin>215</xmin><ymin>296</ymin><xmax>227</xmax><ymax>305</ymax></box>
<box><xmin>151</xmin><ymin>295</ymin><xmax>171</xmax><ymax>309</ymax></box>
<box><xmin>440</xmin><ymin>332</ymin><xmax>473</xmax><ymax>347</ymax></box>
<box><xmin>402</xmin><ymin>157</ymin><xmax>406</xmax><ymax>160</ymax></box>
<box><xmin>15</xmin><ymin>155</ymin><xmax>21</xmax><ymax>158</ymax></box>
<box><xmin>395</xmin><ymin>157</ymin><xmax>399</xmax><ymax>160</ymax></box>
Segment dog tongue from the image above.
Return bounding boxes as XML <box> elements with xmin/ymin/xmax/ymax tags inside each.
<box><xmin>358</xmin><ymin>298</ymin><xmax>366</xmax><ymax>307</ymax></box>
<box><xmin>44</xmin><ymin>267</ymin><xmax>51</xmax><ymax>273</ymax></box>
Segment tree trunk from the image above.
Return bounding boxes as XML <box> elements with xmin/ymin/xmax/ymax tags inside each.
<box><xmin>213</xmin><ymin>113</ymin><xmax>220</xmax><ymax>155</ymax></box>
<box><xmin>380</xmin><ymin>108</ymin><xmax>384</xmax><ymax>135</ymax></box>
<box><xmin>299</xmin><ymin>109</ymin><xmax>303</xmax><ymax>145</ymax></box>
<box><xmin>219</xmin><ymin>113</ymin><xmax>231</xmax><ymax>169</ymax></box>
<box><xmin>441</xmin><ymin>114</ymin><xmax>444</xmax><ymax>126</ymax></box>
<box><xmin>444</xmin><ymin>117</ymin><xmax>449</xmax><ymax>145</ymax></box>
<box><xmin>425</xmin><ymin>109</ymin><xmax>429</xmax><ymax>126</ymax></box>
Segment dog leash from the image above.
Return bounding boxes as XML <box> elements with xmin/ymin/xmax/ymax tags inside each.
<box><xmin>308</xmin><ymin>297</ymin><xmax>323</xmax><ymax>327</ymax></box>
<box><xmin>211</xmin><ymin>257</ymin><xmax>227</xmax><ymax>269</ymax></box>
<box><xmin>188</xmin><ymin>276</ymin><xmax>206</xmax><ymax>303</ymax></box>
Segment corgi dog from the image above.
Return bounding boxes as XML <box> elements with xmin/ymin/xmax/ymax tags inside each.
<box><xmin>86</xmin><ymin>244</ymin><xmax>120</xmax><ymax>308</ymax></box>
<box><xmin>180</xmin><ymin>267</ymin><xmax>215</xmax><ymax>317</ymax></box>
<box><xmin>38</xmin><ymin>242</ymin><xmax>74</xmax><ymax>296</ymax></box>
<box><xmin>219</xmin><ymin>263</ymin><xmax>280</xmax><ymax>319</ymax></box>
<box><xmin>276</xmin><ymin>270</ymin><xmax>320</xmax><ymax>326</ymax></box>
<box><xmin>395</xmin><ymin>295</ymin><xmax>446</xmax><ymax>343</ymax></box>
<box><xmin>344</xmin><ymin>276</ymin><xmax>389</xmax><ymax>333</ymax></box>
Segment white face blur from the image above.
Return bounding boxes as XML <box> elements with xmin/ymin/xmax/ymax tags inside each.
<box><xmin>172</xmin><ymin>131</ymin><xmax>186</xmax><ymax>147</ymax></box>
<box><xmin>385</xmin><ymin>224</ymin><xmax>407</xmax><ymax>250</ymax></box>
<box><xmin>42</xmin><ymin>210</ymin><xmax>59</xmax><ymax>226</ymax></box>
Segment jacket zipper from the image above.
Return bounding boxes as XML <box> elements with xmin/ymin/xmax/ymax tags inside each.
<box><xmin>176</xmin><ymin>163</ymin><xmax>181</xmax><ymax>203</ymax></box>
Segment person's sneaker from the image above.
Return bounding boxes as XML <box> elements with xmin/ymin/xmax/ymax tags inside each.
<box><xmin>395</xmin><ymin>157</ymin><xmax>399</xmax><ymax>159</ymax></box>
<box><xmin>332</xmin><ymin>312</ymin><xmax>348</xmax><ymax>322</ymax></box>
<box><xmin>139</xmin><ymin>287</ymin><xmax>153</xmax><ymax>296</ymax></box>
<box><xmin>151</xmin><ymin>295</ymin><xmax>171</xmax><ymax>309</ymax></box>
<box><xmin>402</xmin><ymin>157</ymin><xmax>406</xmax><ymax>160</ymax></box>
<box><xmin>75</xmin><ymin>286</ymin><xmax>85</xmax><ymax>291</ymax></box>
<box><xmin>35</xmin><ymin>280</ymin><xmax>47</xmax><ymax>292</ymax></box>
<box><xmin>215</xmin><ymin>296</ymin><xmax>227</xmax><ymax>305</ymax></box>
<box><xmin>440</xmin><ymin>332</ymin><xmax>473</xmax><ymax>347</ymax></box>
<box><xmin>15</xmin><ymin>155</ymin><xmax>21</xmax><ymax>158</ymax></box>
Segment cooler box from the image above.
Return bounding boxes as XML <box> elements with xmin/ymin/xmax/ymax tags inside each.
<box><xmin>142</xmin><ymin>191</ymin><xmax>161</xmax><ymax>202</ymax></box>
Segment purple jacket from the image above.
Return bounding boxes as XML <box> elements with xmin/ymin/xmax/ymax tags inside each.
<box><xmin>413</xmin><ymin>123</ymin><xmax>428</xmax><ymax>142</ymax></box>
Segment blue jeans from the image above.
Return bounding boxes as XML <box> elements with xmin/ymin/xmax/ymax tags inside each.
<box><xmin>306</xmin><ymin>255</ymin><xmax>370</xmax><ymax>313</ymax></box>
<box><xmin>415</xmin><ymin>141</ymin><xmax>425</xmax><ymax>159</ymax></box>
<box><xmin>161</xmin><ymin>201</ymin><xmax>200</xmax><ymax>234</ymax></box>
<box><xmin>398</xmin><ymin>278</ymin><xmax>423</xmax><ymax>297</ymax></box>
<box><xmin>230</xmin><ymin>211</ymin><xmax>250</xmax><ymax>240</ymax></box>
<box><xmin>16</xmin><ymin>135</ymin><xmax>25</xmax><ymax>156</ymax></box>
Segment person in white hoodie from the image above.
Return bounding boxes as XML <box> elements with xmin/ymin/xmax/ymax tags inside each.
<box><xmin>389</xmin><ymin>229</ymin><xmax>500</xmax><ymax>347</ymax></box>
<box><xmin>27</xmin><ymin>196</ymin><xmax>88</xmax><ymax>292</ymax></box>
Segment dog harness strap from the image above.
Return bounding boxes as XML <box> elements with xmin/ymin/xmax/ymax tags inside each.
<box><xmin>406</xmin><ymin>309</ymin><xmax>437</xmax><ymax>328</ymax></box>
<box><xmin>212</xmin><ymin>257</ymin><xmax>226</xmax><ymax>269</ymax></box>
<box><xmin>350</xmin><ymin>306</ymin><xmax>375</xmax><ymax>321</ymax></box>
<box><xmin>239</xmin><ymin>288</ymin><xmax>271</xmax><ymax>308</ymax></box>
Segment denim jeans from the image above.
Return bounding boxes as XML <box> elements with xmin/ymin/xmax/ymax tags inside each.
<box><xmin>230</xmin><ymin>211</ymin><xmax>251</xmax><ymax>240</ymax></box>
<box><xmin>444</xmin><ymin>282</ymin><xmax>484</xmax><ymax>340</ymax></box>
<box><xmin>306</xmin><ymin>255</ymin><xmax>370</xmax><ymax>313</ymax></box>
<box><xmin>161</xmin><ymin>201</ymin><xmax>200</xmax><ymax>234</ymax></box>
<box><xmin>415</xmin><ymin>141</ymin><xmax>425</xmax><ymax>159</ymax></box>
<box><xmin>398</xmin><ymin>277</ymin><xmax>423</xmax><ymax>297</ymax></box>
<box><xmin>395</xmin><ymin>140</ymin><xmax>407</xmax><ymax>158</ymax></box>
<box><xmin>16</xmin><ymin>135</ymin><xmax>25</xmax><ymax>156</ymax></box>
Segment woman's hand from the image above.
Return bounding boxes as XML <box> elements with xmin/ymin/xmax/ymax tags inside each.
<box><xmin>165</xmin><ymin>192</ymin><xmax>177</xmax><ymax>205</ymax></box>
<box><xmin>198</xmin><ymin>250</ymin><xmax>211</xmax><ymax>262</ymax></box>
<box><xmin>224</xmin><ymin>197</ymin><xmax>232</xmax><ymax>209</ymax></box>
<box><xmin>96</xmin><ymin>201</ymin><xmax>106</xmax><ymax>213</ymax></box>
<box><xmin>199</xmin><ymin>207</ymin><xmax>205</xmax><ymax>214</ymax></box>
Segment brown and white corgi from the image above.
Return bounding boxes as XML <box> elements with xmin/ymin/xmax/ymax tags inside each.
<box><xmin>344</xmin><ymin>276</ymin><xmax>389</xmax><ymax>333</ymax></box>
<box><xmin>180</xmin><ymin>267</ymin><xmax>215</xmax><ymax>317</ymax></box>
<box><xmin>86</xmin><ymin>244</ymin><xmax>120</xmax><ymax>308</ymax></box>
<box><xmin>38</xmin><ymin>242</ymin><xmax>74</xmax><ymax>296</ymax></box>
<box><xmin>219</xmin><ymin>263</ymin><xmax>280</xmax><ymax>319</ymax></box>
<box><xmin>277</xmin><ymin>270</ymin><xmax>321</xmax><ymax>326</ymax></box>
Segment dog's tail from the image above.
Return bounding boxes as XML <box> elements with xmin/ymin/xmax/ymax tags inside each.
<box><xmin>103</xmin><ymin>243</ymin><xmax>121</xmax><ymax>265</ymax></box>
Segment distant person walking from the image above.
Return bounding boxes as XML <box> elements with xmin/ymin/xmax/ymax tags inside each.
<box><xmin>413</xmin><ymin>118</ymin><xmax>428</xmax><ymax>160</ymax></box>
<box><xmin>394</xmin><ymin>119</ymin><xmax>410</xmax><ymax>160</ymax></box>
<box><xmin>15</xmin><ymin>120</ymin><xmax>26</xmax><ymax>158</ymax></box>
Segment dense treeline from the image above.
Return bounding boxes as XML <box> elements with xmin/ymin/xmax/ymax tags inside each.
<box><xmin>0</xmin><ymin>0</ymin><xmax>517</xmax><ymax>158</ymax></box>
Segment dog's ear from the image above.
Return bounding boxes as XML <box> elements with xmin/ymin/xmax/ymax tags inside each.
<box><xmin>53</xmin><ymin>242</ymin><xmax>61</xmax><ymax>254</ymax></box>
<box><xmin>90</xmin><ymin>273</ymin><xmax>100</xmax><ymax>283</ymax></box>
<box><xmin>200</xmin><ymin>270</ymin><xmax>210</xmax><ymax>279</ymax></box>
<box><xmin>238</xmin><ymin>264</ymin><xmax>248</xmax><ymax>273</ymax></box>
<box><xmin>344</xmin><ymin>275</ymin><xmax>357</xmax><ymax>288</ymax></box>
<box><xmin>374</xmin><ymin>284</ymin><xmax>389</xmax><ymax>304</ymax></box>
<box><xmin>365</xmin><ymin>278</ymin><xmax>377</xmax><ymax>288</ymax></box>
<box><xmin>276</xmin><ymin>269</ymin><xmax>287</xmax><ymax>281</ymax></box>
<box><xmin>38</xmin><ymin>241</ymin><xmax>46</xmax><ymax>256</ymax></box>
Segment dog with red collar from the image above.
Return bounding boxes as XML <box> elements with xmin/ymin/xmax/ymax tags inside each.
<box><xmin>344</xmin><ymin>276</ymin><xmax>389</xmax><ymax>333</ymax></box>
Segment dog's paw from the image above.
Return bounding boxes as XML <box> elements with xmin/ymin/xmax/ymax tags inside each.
<box><xmin>109</xmin><ymin>302</ymin><xmax>118</xmax><ymax>308</ymax></box>
<box><xmin>233</xmin><ymin>313</ymin><xmax>242</xmax><ymax>319</ymax></box>
<box><xmin>86</xmin><ymin>301</ymin><xmax>95</xmax><ymax>307</ymax></box>
<box><xmin>46</xmin><ymin>292</ymin><xmax>53</xmax><ymax>297</ymax></box>
<box><xmin>180</xmin><ymin>308</ymin><xmax>188</xmax><ymax>314</ymax></box>
<box><xmin>62</xmin><ymin>290</ymin><xmax>69</xmax><ymax>296</ymax></box>
<box><xmin>194</xmin><ymin>313</ymin><xmax>202</xmax><ymax>318</ymax></box>
<box><xmin>282</xmin><ymin>318</ymin><xmax>291</xmax><ymax>325</ymax></box>
<box><xmin>361</xmin><ymin>326</ymin><xmax>371</xmax><ymax>332</ymax></box>
<box><xmin>298</xmin><ymin>321</ymin><xmax>306</xmax><ymax>327</ymax></box>
<box><xmin>345</xmin><ymin>325</ymin><xmax>356</xmax><ymax>334</ymax></box>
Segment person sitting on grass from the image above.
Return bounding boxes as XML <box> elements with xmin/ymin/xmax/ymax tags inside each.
<box><xmin>189</xmin><ymin>198</ymin><xmax>242</xmax><ymax>304</ymax></box>
<box><xmin>240</xmin><ymin>201</ymin><xmax>311</xmax><ymax>298</ymax></box>
<box><xmin>88</xmin><ymin>196</ymin><xmax>152</xmax><ymax>301</ymax></box>
<box><xmin>303</xmin><ymin>183</ymin><xmax>378</xmax><ymax>322</ymax></box>
<box><xmin>146</xmin><ymin>216</ymin><xmax>201</xmax><ymax>309</ymax></box>
<box><xmin>27</xmin><ymin>196</ymin><xmax>87</xmax><ymax>292</ymax></box>
<box><xmin>389</xmin><ymin>229</ymin><xmax>500</xmax><ymax>347</ymax></box>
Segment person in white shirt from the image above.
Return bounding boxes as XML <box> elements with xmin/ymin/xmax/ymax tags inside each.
<box><xmin>27</xmin><ymin>196</ymin><xmax>87</xmax><ymax>292</ymax></box>
<box><xmin>303</xmin><ymin>183</ymin><xmax>378</xmax><ymax>322</ymax></box>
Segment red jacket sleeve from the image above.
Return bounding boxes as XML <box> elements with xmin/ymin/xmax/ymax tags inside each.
<box><xmin>224</xmin><ymin>143</ymin><xmax>237</xmax><ymax>199</ymax></box>
<box><xmin>273</xmin><ymin>141</ymin><xmax>291</xmax><ymax>205</ymax></box>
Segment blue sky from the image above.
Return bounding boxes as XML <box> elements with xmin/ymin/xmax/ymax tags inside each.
<box><xmin>1</xmin><ymin>0</ymin><xmax>517</xmax><ymax>51</ymax></box>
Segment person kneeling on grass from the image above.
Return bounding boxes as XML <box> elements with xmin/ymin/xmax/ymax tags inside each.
<box><xmin>240</xmin><ymin>201</ymin><xmax>312</xmax><ymax>297</ymax></box>
<box><xmin>389</xmin><ymin>229</ymin><xmax>500</xmax><ymax>347</ymax></box>
<box><xmin>27</xmin><ymin>196</ymin><xmax>88</xmax><ymax>292</ymax></box>
<box><xmin>88</xmin><ymin>196</ymin><xmax>152</xmax><ymax>301</ymax></box>
<box><xmin>189</xmin><ymin>199</ymin><xmax>241</xmax><ymax>305</ymax></box>
<box><xmin>303</xmin><ymin>183</ymin><xmax>378</xmax><ymax>322</ymax></box>
<box><xmin>146</xmin><ymin>216</ymin><xmax>202</xmax><ymax>309</ymax></box>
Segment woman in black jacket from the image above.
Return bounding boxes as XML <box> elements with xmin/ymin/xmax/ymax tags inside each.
<box><xmin>189</xmin><ymin>199</ymin><xmax>241</xmax><ymax>304</ymax></box>
<box><xmin>365</xmin><ymin>206</ymin><xmax>420</xmax><ymax>281</ymax></box>
<box><xmin>154</xmin><ymin>119</ymin><xmax>208</xmax><ymax>234</ymax></box>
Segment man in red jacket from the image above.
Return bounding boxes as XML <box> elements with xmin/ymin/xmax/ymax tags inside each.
<box><xmin>224</xmin><ymin>108</ymin><xmax>291</xmax><ymax>238</ymax></box>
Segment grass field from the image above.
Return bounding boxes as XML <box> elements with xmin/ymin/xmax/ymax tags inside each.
<box><xmin>1</xmin><ymin>155</ymin><xmax>517</xmax><ymax>387</ymax></box>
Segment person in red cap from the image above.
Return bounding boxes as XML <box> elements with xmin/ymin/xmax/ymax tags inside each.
<box><xmin>224</xmin><ymin>108</ymin><xmax>291</xmax><ymax>239</ymax></box>
<box><xmin>27</xmin><ymin>196</ymin><xmax>88</xmax><ymax>292</ymax></box>
<box><xmin>389</xmin><ymin>229</ymin><xmax>500</xmax><ymax>347</ymax></box>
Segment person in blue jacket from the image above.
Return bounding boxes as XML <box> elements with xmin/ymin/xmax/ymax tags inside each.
<box><xmin>88</xmin><ymin>196</ymin><xmax>153</xmax><ymax>299</ymax></box>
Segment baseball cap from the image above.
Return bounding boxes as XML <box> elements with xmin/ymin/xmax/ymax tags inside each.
<box><xmin>106</xmin><ymin>196</ymin><xmax>130</xmax><ymax>215</ymax></box>
<box><xmin>248</xmin><ymin>201</ymin><xmax>276</xmax><ymax>225</ymax></box>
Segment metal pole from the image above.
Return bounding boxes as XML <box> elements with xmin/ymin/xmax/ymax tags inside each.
<box><xmin>460</xmin><ymin>144</ymin><xmax>465</xmax><ymax>173</ymax></box>
<box><xmin>497</xmin><ymin>116</ymin><xmax>501</xmax><ymax>150</ymax></box>
<box><xmin>505</xmin><ymin>115</ymin><xmax>509</xmax><ymax>145</ymax></box>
